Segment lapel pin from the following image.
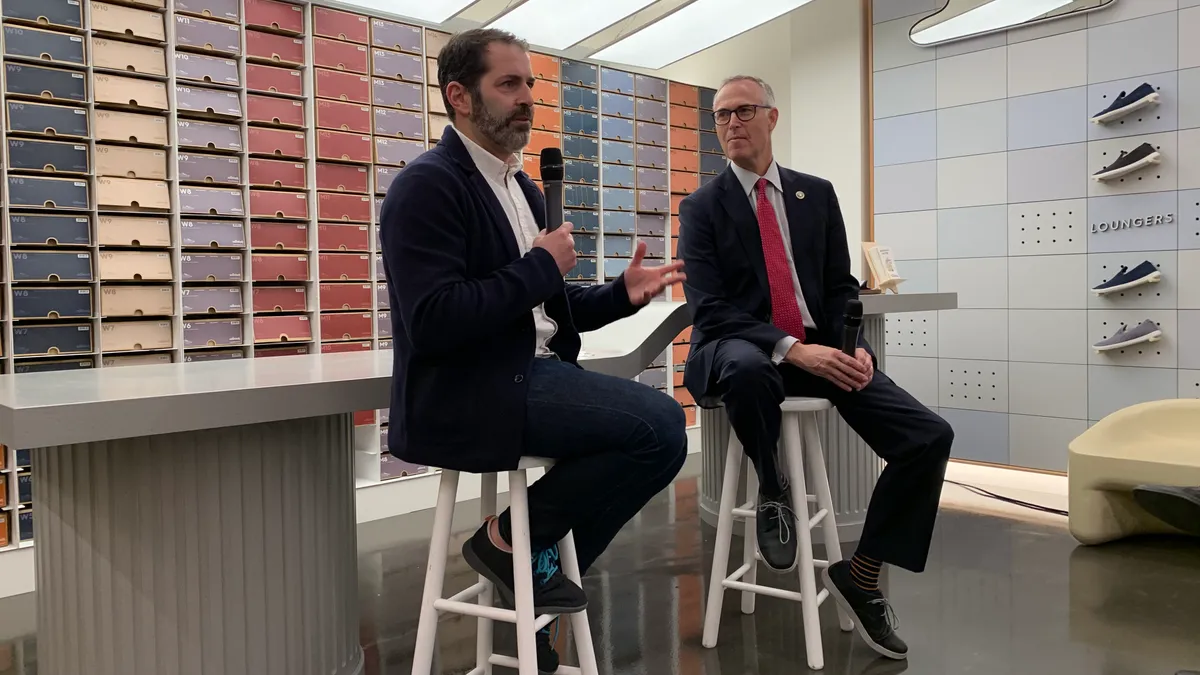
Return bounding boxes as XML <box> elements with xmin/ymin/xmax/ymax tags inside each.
<box><xmin>795</xmin><ymin>190</ymin><xmax>805</xmax><ymax>200</ymax></box>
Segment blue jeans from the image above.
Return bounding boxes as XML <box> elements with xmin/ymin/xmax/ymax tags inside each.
<box><xmin>498</xmin><ymin>358</ymin><xmax>688</xmax><ymax>573</ymax></box>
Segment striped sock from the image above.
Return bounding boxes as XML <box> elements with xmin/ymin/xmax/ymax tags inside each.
<box><xmin>850</xmin><ymin>552</ymin><xmax>882</xmax><ymax>592</ymax></box>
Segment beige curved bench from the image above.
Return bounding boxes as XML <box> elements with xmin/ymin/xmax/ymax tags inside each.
<box><xmin>1068</xmin><ymin>399</ymin><xmax>1200</xmax><ymax>545</ymax></box>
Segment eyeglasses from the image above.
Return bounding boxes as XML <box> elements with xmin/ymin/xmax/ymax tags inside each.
<box><xmin>713</xmin><ymin>105</ymin><xmax>770</xmax><ymax>125</ymax></box>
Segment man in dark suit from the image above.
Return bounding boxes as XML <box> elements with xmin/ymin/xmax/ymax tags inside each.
<box><xmin>380</xmin><ymin>28</ymin><xmax>687</xmax><ymax>672</ymax></box>
<box><xmin>678</xmin><ymin>75</ymin><xmax>954</xmax><ymax>661</ymax></box>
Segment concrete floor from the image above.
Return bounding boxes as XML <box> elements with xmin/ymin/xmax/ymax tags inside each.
<box><xmin>2</xmin><ymin>468</ymin><xmax>1199</xmax><ymax>674</ymax></box>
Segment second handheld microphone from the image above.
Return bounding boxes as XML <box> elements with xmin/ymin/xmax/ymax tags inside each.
<box><xmin>841</xmin><ymin>299</ymin><xmax>864</xmax><ymax>357</ymax></box>
<box><xmin>539</xmin><ymin>147</ymin><xmax>565</xmax><ymax>232</ymax></box>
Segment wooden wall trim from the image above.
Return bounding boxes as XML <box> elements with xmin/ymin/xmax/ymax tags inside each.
<box><xmin>863</xmin><ymin>0</ymin><xmax>874</xmax><ymax>243</ymax></box>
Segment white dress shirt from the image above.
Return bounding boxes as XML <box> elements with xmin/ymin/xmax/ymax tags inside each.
<box><xmin>728</xmin><ymin>160</ymin><xmax>817</xmax><ymax>364</ymax></box>
<box><xmin>453</xmin><ymin>126</ymin><xmax>558</xmax><ymax>357</ymax></box>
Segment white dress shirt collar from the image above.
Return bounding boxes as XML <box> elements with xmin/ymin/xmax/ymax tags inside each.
<box><xmin>452</xmin><ymin>125</ymin><xmax>522</xmax><ymax>181</ymax></box>
<box><xmin>729</xmin><ymin>159</ymin><xmax>783</xmax><ymax>197</ymax></box>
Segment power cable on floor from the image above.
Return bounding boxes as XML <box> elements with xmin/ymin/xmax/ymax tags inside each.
<box><xmin>944</xmin><ymin>479</ymin><xmax>1069</xmax><ymax>517</ymax></box>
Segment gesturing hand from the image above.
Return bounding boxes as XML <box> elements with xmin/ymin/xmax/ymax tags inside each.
<box><xmin>533</xmin><ymin>223</ymin><xmax>577</xmax><ymax>275</ymax></box>
<box><xmin>624</xmin><ymin>241</ymin><xmax>686</xmax><ymax>306</ymax></box>
<box><xmin>785</xmin><ymin>343</ymin><xmax>872</xmax><ymax>392</ymax></box>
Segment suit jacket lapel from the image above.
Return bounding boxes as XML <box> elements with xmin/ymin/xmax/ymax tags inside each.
<box><xmin>779</xmin><ymin>169</ymin><xmax>824</xmax><ymax>324</ymax></box>
<box><xmin>440</xmin><ymin>125</ymin><xmax>520</xmax><ymax>260</ymax></box>
<box><xmin>717</xmin><ymin>168</ymin><xmax>769</xmax><ymax>295</ymax></box>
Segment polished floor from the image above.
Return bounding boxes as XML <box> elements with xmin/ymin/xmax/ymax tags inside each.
<box><xmin>2</xmin><ymin>469</ymin><xmax>1200</xmax><ymax>674</ymax></box>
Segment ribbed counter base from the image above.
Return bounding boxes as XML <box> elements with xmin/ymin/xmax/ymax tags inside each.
<box><xmin>32</xmin><ymin>413</ymin><xmax>364</xmax><ymax>675</ymax></box>
<box><xmin>699</xmin><ymin>315</ymin><xmax>888</xmax><ymax>543</ymax></box>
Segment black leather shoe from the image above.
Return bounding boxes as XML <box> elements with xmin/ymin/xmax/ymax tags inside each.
<box><xmin>536</xmin><ymin>621</ymin><xmax>560</xmax><ymax>674</ymax></box>
<box><xmin>756</xmin><ymin>491</ymin><xmax>798</xmax><ymax>572</ymax></box>
<box><xmin>823</xmin><ymin>561</ymin><xmax>908</xmax><ymax>660</ymax></box>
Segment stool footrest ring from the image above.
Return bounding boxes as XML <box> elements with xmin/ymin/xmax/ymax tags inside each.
<box><xmin>490</xmin><ymin>654</ymin><xmax>583</xmax><ymax>675</ymax></box>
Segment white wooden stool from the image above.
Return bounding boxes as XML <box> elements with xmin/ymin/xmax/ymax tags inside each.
<box><xmin>701</xmin><ymin>397</ymin><xmax>855</xmax><ymax>670</ymax></box>
<box><xmin>411</xmin><ymin>458</ymin><xmax>600</xmax><ymax>675</ymax></box>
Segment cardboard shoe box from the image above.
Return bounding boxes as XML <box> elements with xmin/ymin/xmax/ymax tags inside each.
<box><xmin>371</xmin><ymin>48</ymin><xmax>422</xmax><ymax>82</ymax></box>
<box><xmin>373</xmin><ymin>137</ymin><xmax>423</xmax><ymax>167</ymax></box>
<box><xmin>104</xmin><ymin>353</ymin><xmax>173</xmax><ymax>367</ymax></box>
<box><xmin>318</xmin><ymin>253</ymin><xmax>370</xmax><ymax>281</ymax></box>
<box><xmin>317</xmin><ymin>223</ymin><xmax>370</xmax><ymax>251</ymax></box>
<box><xmin>322</xmin><ymin>340</ymin><xmax>371</xmax><ymax>354</ymax></box>
<box><xmin>93</xmin><ymin>38</ymin><xmax>167</xmax><ymax>77</ymax></box>
<box><xmin>317</xmin><ymin>99</ymin><xmax>371</xmax><ymax>133</ymax></box>
<box><xmin>93</xmin><ymin>73</ymin><xmax>169</xmax><ymax>110</ymax></box>
<box><xmin>246</xmin><ymin>63</ymin><xmax>303</xmax><ymax>96</ymax></box>
<box><xmin>249</xmin><ymin>189</ymin><xmax>309</xmax><ymax>219</ymax></box>
<box><xmin>244</xmin><ymin>0</ymin><xmax>304</xmax><ymax>34</ymax></box>
<box><xmin>183</xmin><ymin>318</ymin><xmax>242</xmax><ymax>347</ymax></box>
<box><xmin>254</xmin><ymin>315</ymin><xmax>312</xmax><ymax>343</ymax></box>
<box><xmin>6</xmin><ymin>138</ymin><xmax>89</xmax><ymax>174</ymax></box>
<box><xmin>602</xmin><ymin>67</ymin><xmax>635</xmax><ymax>93</ymax></box>
<box><xmin>320</xmin><ymin>312</ymin><xmax>371</xmax><ymax>341</ymax></box>
<box><xmin>96</xmin><ymin>176</ymin><xmax>170</xmax><ymax>210</ymax></box>
<box><xmin>180</xmin><ymin>219</ymin><xmax>245</xmax><ymax>248</ymax></box>
<box><xmin>3</xmin><ymin>25</ymin><xmax>85</xmax><ymax>66</ymax></box>
<box><xmin>372</xmin><ymin>107</ymin><xmax>423</xmax><ymax>140</ymax></box>
<box><xmin>8</xmin><ymin>175</ymin><xmax>90</xmax><ymax>209</ymax></box>
<box><xmin>248</xmin><ymin>126</ymin><xmax>307</xmax><ymax>158</ymax></box>
<box><xmin>181</xmin><ymin>286</ymin><xmax>242</xmax><ymax>314</ymax></box>
<box><xmin>315</xmin><ymin>69</ymin><xmax>370</xmax><ymax>104</ymax></box>
<box><xmin>376</xmin><ymin>311</ymin><xmax>392</xmax><ymax>338</ymax></box>
<box><xmin>174</xmin><ymin>15</ymin><xmax>241</xmax><ymax>55</ymax></box>
<box><xmin>13</xmin><ymin>359</ymin><xmax>93</xmax><ymax>374</ymax></box>
<box><xmin>6</xmin><ymin>101</ymin><xmax>89</xmax><ymax>138</ymax></box>
<box><xmin>11</xmin><ymin>287</ymin><xmax>93</xmax><ymax>319</ymax></box>
<box><xmin>669</xmin><ymin>149</ymin><xmax>699</xmax><ymax>173</ymax></box>
<box><xmin>178</xmin><ymin>186</ymin><xmax>244</xmax><ymax>216</ymax></box>
<box><xmin>371</xmin><ymin>18</ymin><xmax>421</xmax><ymax>54</ymax></box>
<box><xmin>316</xmin><ymin>130</ymin><xmax>371</xmax><ymax>163</ymax></box>
<box><xmin>250</xmin><ymin>221</ymin><xmax>307</xmax><ymax>250</ymax></box>
<box><xmin>96</xmin><ymin>215</ymin><xmax>171</xmax><ymax>247</ymax></box>
<box><xmin>178</xmin><ymin>152</ymin><xmax>241</xmax><ymax>184</ymax></box>
<box><xmin>249</xmin><ymin>158</ymin><xmax>306</xmax><ymax>189</ymax></box>
<box><xmin>5</xmin><ymin>63</ymin><xmax>87</xmax><ymax>103</ymax></box>
<box><xmin>317</xmin><ymin>193</ymin><xmax>370</xmax><ymax>222</ymax></box>
<box><xmin>96</xmin><ymin>145</ymin><xmax>168</xmax><ymax>180</ymax></box>
<box><xmin>670</xmin><ymin>170</ymin><xmax>699</xmax><ymax>196</ymax></box>
<box><xmin>91</xmin><ymin>2</ymin><xmax>165</xmax><ymax>41</ymax></box>
<box><xmin>375</xmin><ymin>165</ymin><xmax>398</xmax><ymax>194</ymax></box>
<box><xmin>98</xmin><ymin>250</ymin><xmax>173</xmax><ymax>281</ymax></box>
<box><xmin>95</xmin><ymin>110</ymin><xmax>168</xmax><ymax>145</ymax></box>
<box><xmin>637</xmin><ymin>121</ymin><xmax>669</xmax><ymax>147</ymax></box>
<box><xmin>251</xmin><ymin>253</ymin><xmax>308</xmax><ymax>281</ymax></box>
<box><xmin>174</xmin><ymin>53</ymin><xmax>240</xmax><ymax>86</ymax></box>
<box><xmin>247</xmin><ymin>94</ymin><xmax>305</xmax><ymax>127</ymax></box>
<box><xmin>2</xmin><ymin>0</ymin><xmax>83</xmax><ymax>29</ymax></box>
<box><xmin>314</xmin><ymin>6</ymin><xmax>369</xmax><ymax>44</ymax></box>
<box><xmin>601</xmin><ymin>92</ymin><xmax>634</xmax><ymax>118</ymax></box>
<box><xmin>8</xmin><ymin>213</ymin><xmax>91</xmax><ymax>246</ymax></box>
<box><xmin>101</xmin><ymin>320</ymin><xmax>174</xmax><ymax>352</ymax></box>
<box><xmin>636</xmin><ymin>214</ymin><xmax>667</xmax><ymax>237</ymax></box>
<box><xmin>100</xmin><ymin>285</ymin><xmax>174</xmax><ymax>317</ymax></box>
<box><xmin>184</xmin><ymin>349</ymin><xmax>244</xmax><ymax>362</ymax></box>
<box><xmin>318</xmin><ymin>282</ymin><xmax>371</xmax><ymax>311</ymax></box>
<box><xmin>175</xmin><ymin>0</ymin><xmax>240</xmax><ymax>22</ymax></box>
<box><xmin>252</xmin><ymin>286</ymin><xmax>306</xmax><ymax>312</ymax></box>
<box><xmin>637</xmin><ymin>190</ymin><xmax>670</xmax><ymax>214</ymax></box>
<box><xmin>180</xmin><ymin>252</ymin><xmax>242</xmax><ymax>281</ymax></box>
<box><xmin>635</xmin><ymin>167</ymin><xmax>668</xmax><ymax>192</ymax></box>
<box><xmin>178</xmin><ymin>119</ymin><xmax>244</xmax><ymax>151</ymax></box>
<box><xmin>372</xmin><ymin>78</ymin><xmax>422</xmax><ymax>111</ymax></box>
<box><xmin>255</xmin><ymin>344</ymin><xmax>310</xmax><ymax>358</ymax></box>
<box><xmin>636</xmin><ymin>144</ymin><xmax>668</xmax><ymax>169</ymax></box>
<box><xmin>13</xmin><ymin>323</ymin><xmax>93</xmax><ymax>356</ymax></box>
<box><xmin>314</xmin><ymin>37</ymin><xmax>369</xmax><ymax>74</ymax></box>
<box><xmin>176</xmin><ymin>84</ymin><xmax>242</xmax><ymax>118</ymax></box>
<box><xmin>316</xmin><ymin>162</ymin><xmax>369</xmax><ymax>193</ymax></box>
<box><xmin>246</xmin><ymin>29</ymin><xmax>305</xmax><ymax>66</ymax></box>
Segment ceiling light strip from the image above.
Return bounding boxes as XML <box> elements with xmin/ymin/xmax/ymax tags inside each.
<box><xmin>487</xmin><ymin>0</ymin><xmax>660</xmax><ymax>51</ymax></box>
<box><xmin>332</xmin><ymin>0</ymin><xmax>480</xmax><ymax>25</ymax></box>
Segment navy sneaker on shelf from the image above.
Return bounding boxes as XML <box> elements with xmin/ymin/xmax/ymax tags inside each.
<box><xmin>1090</xmin><ymin>82</ymin><xmax>1159</xmax><ymax>124</ymax></box>
<box><xmin>1093</xmin><ymin>142</ymin><xmax>1160</xmax><ymax>181</ymax></box>
<box><xmin>1092</xmin><ymin>260</ymin><xmax>1162</xmax><ymax>295</ymax></box>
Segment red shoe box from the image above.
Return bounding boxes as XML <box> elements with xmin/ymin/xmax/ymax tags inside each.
<box><xmin>313</xmin><ymin>6</ymin><xmax>369</xmax><ymax>44</ymax></box>
<box><xmin>247</xmin><ymin>93</ymin><xmax>305</xmax><ymax>127</ymax></box>
<box><xmin>252</xmin><ymin>253</ymin><xmax>309</xmax><ymax>281</ymax></box>
<box><xmin>249</xmin><ymin>158</ymin><xmax>306</xmax><ymax>188</ymax></box>
<box><xmin>320</xmin><ymin>312</ymin><xmax>372</xmax><ymax>341</ymax></box>
<box><xmin>250</xmin><ymin>220</ymin><xmax>308</xmax><ymax>250</ymax></box>
<box><xmin>250</xmin><ymin>189</ymin><xmax>309</xmax><ymax>219</ymax></box>
<box><xmin>316</xmin><ymin>99</ymin><xmax>371</xmax><ymax>133</ymax></box>
<box><xmin>244</xmin><ymin>0</ymin><xmax>304</xmax><ymax>34</ymax></box>
<box><xmin>526</xmin><ymin>130</ymin><xmax>560</xmax><ymax>156</ymax></box>
<box><xmin>317</xmin><ymin>192</ymin><xmax>371</xmax><ymax>222</ymax></box>
<box><xmin>254</xmin><ymin>314</ymin><xmax>312</xmax><ymax>342</ymax></box>
<box><xmin>315</xmin><ymin>69</ymin><xmax>370</xmax><ymax>104</ymax></box>
<box><xmin>322</xmin><ymin>340</ymin><xmax>372</xmax><ymax>353</ymax></box>
<box><xmin>256</xmin><ymin>344</ymin><xmax>310</xmax><ymax>357</ymax></box>
<box><xmin>315</xmin><ymin>162</ymin><xmax>369</xmax><ymax>193</ymax></box>
<box><xmin>318</xmin><ymin>282</ymin><xmax>372</xmax><ymax>310</ymax></box>
<box><xmin>319</xmin><ymin>253</ymin><xmax>370</xmax><ymax>281</ymax></box>
<box><xmin>252</xmin><ymin>286</ymin><xmax>307</xmax><ymax>312</ymax></box>
<box><xmin>246</xmin><ymin>64</ymin><xmax>304</xmax><ymax>96</ymax></box>
<box><xmin>245</xmin><ymin>29</ymin><xmax>305</xmax><ymax>66</ymax></box>
<box><xmin>248</xmin><ymin>126</ymin><xmax>307</xmax><ymax>158</ymax></box>
<box><xmin>313</xmin><ymin>37</ymin><xmax>369</xmax><ymax>74</ymax></box>
<box><xmin>316</xmin><ymin>130</ymin><xmax>372</xmax><ymax>163</ymax></box>
<box><xmin>318</xmin><ymin>223</ymin><xmax>370</xmax><ymax>251</ymax></box>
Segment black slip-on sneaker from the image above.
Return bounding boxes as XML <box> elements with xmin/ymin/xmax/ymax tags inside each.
<box><xmin>537</xmin><ymin>621</ymin><xmax>560</xmax><ymax>675</ymax></box>
<box><xmin>462</xmin><ymin>517</ymin><xmax>589</xmax><ymax>616</ymax></box>
<box><xmin>823</xmin><ymin>561</ymin><xmax>909</xmax><ymax>660</ymax></box>
<box><xmin>1091</xmin><ymin>82</ymin><xmax>1159</xmax><ymax>124</ymax></box>
<box><xmin>1093</xmin><ymin>142</ymin><xmax>1160</xmax><ymax>181</ymax></box>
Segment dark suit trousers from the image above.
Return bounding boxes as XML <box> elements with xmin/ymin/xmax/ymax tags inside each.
<box><xmin>709</xmin><ymin>338</ymin><xmax>954</xmax><ymax>573</ymax></box>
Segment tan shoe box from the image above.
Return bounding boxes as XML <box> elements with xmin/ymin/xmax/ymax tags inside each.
<box><xmin>96</xmin><ymin>176</ymin><xmax>171</xmax><ymax>210</ymax></box>
<box><xmin>98</xmin><ymin>250</ymin><xmax>173</xmax><ymax>281</ymax></box>
<box><xmin>94</xmin><ymin>110</ymin><xmax>169</xmax><ymax>145</ymax></box>
<box><xmin>90</xmin><ymin>2</ymin><xmax>165</xmax><ymax>42</ymax></box>
<box><xmin>93</xmin><ymin>73</ymin><xmax>169</xmax><ymax>110</ymax></box>
<box><xmin>101</xmin><ymin>285</ymin><xmax>175</xmax><ymax>317</ymax></box>
<box><xmin>103</xmin><ymin>353</ymin><xmax>173</xmax><ymax>367</ymax></box>
<box><xmin>95</xmin><ymin>145</ymin><xmax>169</xmax><ymax>180</ymax></box>
<box><xmin>92</xmin><ymin>38</ymin><xmax>167</xmax><ymax>77</ymax></box>
<box><xmin>100</xmin><ymin>319</ymin><xmax>174</xmax><ymax>352</ymax></box>
<box><xmin>96</xmin><ymin>215</ymin><xmax>171</xmax><ymax>247</ymax></box>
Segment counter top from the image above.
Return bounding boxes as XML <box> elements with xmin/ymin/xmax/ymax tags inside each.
<box><xmin>861</xmin><ymin>292</ymin><xmax>956</xmax><ymax>315</ymax></box>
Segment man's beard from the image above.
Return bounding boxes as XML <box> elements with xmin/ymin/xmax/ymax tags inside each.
<box><xmin>473</xmin><ymin>97</ymin><xmax>532</xmax><ymax>154</ymax></box>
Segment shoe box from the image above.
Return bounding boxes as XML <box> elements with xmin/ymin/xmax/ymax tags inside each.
<box><xmin>635</xmin><ymin>214</ymin><xmax>667</xmax><ymax>237</ymax></box>
<box><xmin>247</xmin><ymin>64</ymin><xmax>303</xmax><ymax>96</ymax></box>
<box><xmin>574</xmin><ymin>233</ymin><xmax>598</xmax><ymax>256</ymax></box>
<box><xmin>93</xmin><ymin>38</ymin><xmax>167</xmax><ymax>77</ymax></box>
<box><xmin>9</xmin><ymin>213</ymin><xmax>91</xmax><ymax>246</ymax></box>
<box><xmin>637</xmin><ymin>144</ymin><xmax>668</xmax><ymax>170</ymax></box>
<box><xmin>101</xmin><ymin>320</ymin><xmax>173</xmax><ymax>352</ymax></box>
<box><xmin>2</xmin><ymin>0</ymin><xmax>84</xmax><ymax>29</ymax></box>
<box><xmin>91</xmin><ymin>2</ymin><xmax>164</xmax><ymax>42</ymax></box>
<box><xmin>599</xmin><ymin>140</ymin><xmax>631</xmax><ymax>165</ymax></box>
<box><xmin>314</xmin><ymin>36</ymin><xmax>369</xmax><ymax>73</ymax></box>
<box><xmin>370</xmin><ymin>16</ymin><xmax>420</xmax><ymax>53</ymax></box>
<box><xmin>96</xmin><ymin>176</ymin><xmax>170</xmax><ymax>210</ymax></box>
<box><xmin>96</xmin><ymin>145</ymin><xmax>169</xmax><ymax>180</ymax></box>
<box><xmin>640</xmin><ymin>236</ymin><xmax>667</xmax><ymax>259</ymax></box>
<box><xmin>100</xmin><ymin>286</ymin><xmax>174</xmax><ymax>317</ymax></box>
<box><xmin>669</xmin><ymin>82</ymin><xmax>698</xmax><ymax>107</ymax></box>
<box><xmin>567</xmin><ymin>257</ymin><xmax>597</xmax><ymax>281</ymax></box>
<box><xmin>373</xmin><ymin>107</ymin><xmax>423</xmax><ymax>140</ymax></box>
<box><xmin>247</xmin><ymin>94</ymin><xmax>305</xmax><ymax>127</ymax></box>
<box><xmin>13</xmin><ymin>357</ymin><xmax>92</xmax><ymax>373</ymax></box>
<box><xmin>564</xmin><ymin>110</ymin><xmax>599</xmax><ymax>137</ymax></box>
<box><xmin>11</xmin><ymin>287</ymin><xmax>93</xmax><ymax>320</ymax></box>
<box><xmin>95</xmin><ymin>110</ymin><xmax>168</xmax><ymax>145</ymax></box>
<box><xmin>182</xmin><ymin>287</ymin><xmax>243</xmax><ymax>314</ymax></box>
<box><xmin>602</xmin><ymin>67</ymin><xmax>634</xmax><ymax>95</ymax></box>
<box><xmin>316</xmin><ymin>69</ymin><xmax>370</xmax><ymax>103</ymax></box>
<box><xmin>565</xmin><ymin>184</ymin><xmax>599</xmax><ymax>209</ymax></box>
<box><xmin>176</xmin><ymin>84</ymin><xmax>242</xmax><ymax>118</ymax></box>
<box><xmin>246</xmin><ymin>30</ymin><xmax>305</xmax><ymax>66</ymax></box>
<box><xmin>96</xmin><ymin>215</ymin><xmax>171</xmax><ymax>247</ymax></box>
<box><xmin>427</xmin><ymin>113</ymin><xmax>451</xmax><ymax>141</ymax></box>
<box><xmin>637</xmin><ymin>122</ymin><xmax>669</xmax><ymax>148</ymax></box>
<box><xmin>175</xmin><ymin>0</ymin><xmax>240</xmax><ymax>22</ymax></box>
<box><xmin>603</xmin><ymin>187</ymin><xmax>635</xmax><ymax>212</ymax></box>
<box><xmin>6</xmin><ymin>138</ymin><xmax>89</xmax><ymax>174</ymax></box>
<box><xmin>321</xmin><ymin>340</ymin><xmax>371</xmax><ymax>354</ymax></box>
<box><xmin>244</xmin><ymin>0</ymin><xmax>304</xmax><ymax>34</ymax></box>
<box><xmin>98</xmin><ymin>250</ymin><xmax>173</xmax><ymax>281</ymax></box>
<box><xmin>93</xmin><ymin>73</ymin><xmax>169</xmax><ymax>111</ymax></box>
<box><xmin>373</xmin><ymin>137</ymin><xmax>422</xmax><ymax>167</ymax></box>
<box><xmin>103</xmin><ymin>353</ymin><xmax>173</xmax><ymax>367</ymax></box>
<box><xmin>699</xmin><ymin>173</ymin><xmax>716</xmax><ymax>187</ymax></box>
<box><xmin>637</xmin><ymin>190</ymin><xmax>670</xmax><ymax>214</ymax></box>
<box><xmin>12</xmin><ymin>324</ymin><xmax>93</xmax><ymax>356</ymax></box>
<box><xmin>605</xmin><ymin>235</ymin><xmax>633</xmax><ymax>257</ymax></box>
<box><xmin>670</xmin><ymin>194</ymin><xmax>686</xmax><ymax>215</ymax></box>
<box><xmin>180</xmin><ymin>252</ymin><xmax>243</xmax><ymax>281</ymax></box>
<box><xmin>426</xmin><ymin>86</ymin><xmax>447</xmax><ymax>116</ymax></box>
<box><xmin>670</xmin><ymin>127</ymin><xmax>699</xmax><ymax>152</ymax></box>
<box><xmin>184</xmin><ymin>349</ymin><xmax>243</xmax><ymax>362</ymax></box>
<box><xmin>5</xmin><ymin>63</ymin><xmax>87</xmax><ymax>103</ymax></box>
<box><xmin>700</xmin><ymin>152</ymin><xmax>726</xmax><ymax>175</ymax></box>
<box><xmin>374</xmin><ymin>166</ymin><xmax>399</xmax><ymax>193</ymax></box>
<box><xmin>250</xmin><ymin>221</ymin><xmax>308</xmax><ymax>250</ymax></box>
<box><xmin>250</xmin><ymin>189</ymin><xmax>309</xmax><ymax>219</ymax></box>
<box><xmin>320</xmin><ymin>312</ymin><xmax>372</xmax><ymax>341</ymax></box>
<box><xmin>376</xmin><ymin>312</ymin><xmax>391</xmax><ymax>338</ymax></box>
<box><xmin>635</xmin><ymin>74</ymin><xmax>667</xmax><ymax>102</ymax></box>
<box><xmin>601</xmin><ymin>163</ymin><xmax>633</xmax><ymax>187</ymax></box>
<box><xmin>671</xmin><ymin>170</ymin><xmax>698</xmax><ymax>195</ymax></box>
<box><xmin>525</xmin><ymin>130</ymin><xmax>560</xmax><ymax>157</ymax></box>
<box><xmin>247</xmin><ymin>126</ymin><xmax>307</xmax><ymax>158</ymax></box>
<box><xmin>668</xmin><ymin>149</ymin><xmax>699</xmax><ymax>173</ymax></box>
<box><xmin>8</xmin><ymin>176</ymin><xmax>90</xmax><ymax>210</ymax></box>
<box><xmin>700</xmin><ymin>132</ymin><xmax>721</xmax><ymax>154</ymax></box>
<box><xmin>317</xmin><ymin>192</ymin><xmax>371</xmax><ymax>222</ymax></box>
<box><xmin>635</xmin><ymin>167</ymin><xmax>668</xmax><ymax>192</ymax></box>
<box><xmin>564</xmin><ymin>85</ymin><xmax>599</xmax><ymax>114</ymax></box>
<box><xmin>532</xmin><ymin>106</ymin><xmax>560</xmax><ymax>133</ymax></box>
<box><xmin>376</xmin><ymin>283</ymin><xmax>389</xmax><ymax>309</ymax></box>
<box><xmin>602</xmin><ymin>115</ymin><xmax>633</xmax><ymax>143</ymax></box>
<box><xmin>179</xmin><ymin>186</ymin><xmax>244</xmax><ymax>216</ymax></box>
<box><xmin>379</xmin><ymin>451</ymin><xmax>427</xmax><ymax>480</ymax></box>
<box><xmin>319</xmin><ymin>253</ymin><xmax>370</xmax><ymax>281</ymax></box>
<box><xmin>636</xmin><ymin>99</ymin><xmax>668</xmax><ymax>125</ymax></box>
<box><xmin>251</xmin><ymin>253</ymin><xmax>309</xmax><ymax>281</ymax></box>
<box><xmin>318</xmin><ymin>223</ymin><xmax>370</xmax><ymax>251</ymax></box>
<box><xmin>255</xmin><ymin>344</ymin><xmax>310</xmax><ymax>357</ymax></box>
<box><xmin>373</xmin><ymin>79</ymin><xmax>422</xmax><ymax>111</ymax></box>
<box><xmin>180</xmin><ymin>219</ymin><xmax>246</xmax><ymax>248</ymax></box>
<box><xmin>314</xmin><ymin>5</ymin><xmax>368</xmax><ymax>43</ymax></box>
<box><xmin>567</xmin><ymin>160</ymin><xmax>600</xmax><ymax>186</ymax></box>
<box><xmin>184</xmin><ymin>318</ymin><xmax>243</xmax><ymax>347</ymax></box>
<box><xmin>562</xmin><ymin>59</ymin><xmax>597</xmax><ymax>88</ymax></box>
<box><xmin>178</xmin><ymin>152</ymin><xmax>240</xmax><ymax>184</ymax></box>
<box><xmin>316</xmin><ymin>162</ymin><xmax>369</xmax><ymax>193</ymax></box>
<box><xmin>601</xmin><ymin>92</ymin><xmax>634</xmax><ymax>120</ymax></box>
<box><xmin>174</xmin><ymin>15</ymin><xmax>241</xmax><ymax>55</ymax></box>
<box><xmin>250</xmin><ymin>158</ymin><xmax>306</xmax><ymax>188</ymax></box>
<box><xmin>603</xmin><ymin>210</ymin><xmax>634</xmax><ymax>234</ymax></box>
<box><xmin>317</xmin><ymin>130</ymin><xmax>372</xmax><ymax>163</ymax></box>
<box><xmin>319</xmin><ymin>283</ymin><xmax>371</xmax><ymax>310</ymax></box>
<box><xmin>254</xmin><ymin>315</ymin><xmax>311</xmax><ymax>343</ymax></box>
<box><xmin>252</xmin><ymin>286</ymin><xmax>306</xmax><ymax>312</ymax></box>
<box><xmin>3</xmin><ymin>25</ymin><xmax>85</xmax><ymax>66</ymax></box>
<box><xmin>177</xmin><ymin>119</ymin><xmax>242</xmax><ymax>151</ymax></box>
<box><xmin>375</xmin><ymin>254</ymin><xmax>384</xmax><ymax>280</ymax></box>
<box><xmin>527</xmin><ymin>52</ymin><xmax>558</xmax><ymax>82</ymax></box>
<box><xmin>565</xmin><ymin>208</ymin><xmax>600</xmax><ymax>233</ymax></box>
<box><xmin>371</xmin><ymin>48</ymin><xmax>422</xmax><ymax>83</ymax></box>
<box><xmin>317</xmin><ymin>99</ymin><xmax>371</xmax><ymax>133</ymax></box>
<box><xmin>7</xmin><ymin>101</ymin><xmax>89</xmax><ymax>138</ymax></box>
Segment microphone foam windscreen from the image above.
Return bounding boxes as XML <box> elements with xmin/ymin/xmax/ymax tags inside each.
<box><xmin>539</xmin><ymin>147</ymin><xmax>564</xmax><ymax>182</ymax></box>
<box><xmin>845</xmin><ymin>299</ymin><xmax>863</xmax><ymax>319</ymax></box>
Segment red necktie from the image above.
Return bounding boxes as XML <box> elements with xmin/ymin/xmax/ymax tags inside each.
<box><xmin>755</xmin><ymin>178</ymin><xmax>806</xmax><ymax>342</ymax></box>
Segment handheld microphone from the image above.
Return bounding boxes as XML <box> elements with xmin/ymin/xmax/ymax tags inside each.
<box><xmin>841</xmin><ymin>299</ymin><xmax>863</xmax><ymax>357</ymax></box>
<box><xmin>539</xmin><ymin>147</ymin><xmax>565</xmax><ymax>232</ymax></box>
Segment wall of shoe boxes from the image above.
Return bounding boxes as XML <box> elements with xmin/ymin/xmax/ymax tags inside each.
<box><xmin>0</xmin><ymin>0</ymin><xmax>723</xmax><ymax>536</ymax></box>
<box><xmin>870</xmin><ymin>0</ymin><xmax>1200</xmax><ymax>473</ymax></box>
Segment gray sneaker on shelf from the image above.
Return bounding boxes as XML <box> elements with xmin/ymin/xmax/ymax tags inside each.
<box><xmin>1093</xmin><ymin>319</ymin><xmax>1163</xmax><ymax>352</ymax></box>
